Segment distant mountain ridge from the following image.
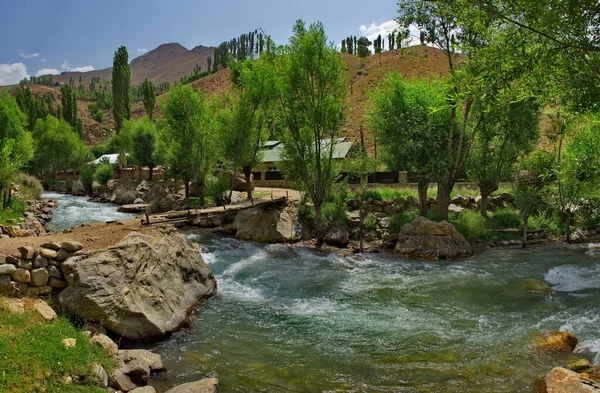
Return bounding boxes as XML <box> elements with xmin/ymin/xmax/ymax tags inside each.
<box><xmin>52</xmin><ymin>43</ymin><xmax>214</xmax><ymax>86</ymax></box>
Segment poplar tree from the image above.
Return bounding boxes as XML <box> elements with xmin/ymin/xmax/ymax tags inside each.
<box><xmin>112</xmin><ymin>46</ymin><xmax>131</xmax><ymax>132</ymax></box>
<box><xmin>141</xmin><ymin>79</ymin><xmax>156</xmax><ymax>120</ymax></box>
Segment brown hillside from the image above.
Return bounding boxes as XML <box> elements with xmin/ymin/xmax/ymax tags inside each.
<box><xmin>52</xmin><ymin>43</ymin><xmax>214</xmax><ymax>86</ymax></box>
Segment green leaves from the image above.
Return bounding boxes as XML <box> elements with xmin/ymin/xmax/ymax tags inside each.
<box><xmin>112</xmin><ymin>46</ymin><xmax>131</xmax><ymax>132</ymax></box>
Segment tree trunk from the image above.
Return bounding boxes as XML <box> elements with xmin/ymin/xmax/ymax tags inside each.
<box><xmin>565</xmin><ymin>210</ymin><xmax>572</xmax><ymax>243</ymax></box>
<box><xmin>148</xmin><ymin>165</ymin><xmax>153</xmax><ymax>181</ymax></box>
<box><xmin>314</xmin><ymin>202</ymin><xmax>325</xmax><ymax>247</ymax></box>
<box><xmin>198</xmin><ymin>181</ymin><xmax>205</xmax><ymax>207</ymax></box>
<box><xmin>522</xmin><ymin>216</ymin><xmax>529</xmax><ymax>248</ymax></box>
<box><xmin>228</xmin><ymin>169</ymin><xmax>237</xmax><ymax>205</ymax></box>
<box><xmin>417</xmin><ymin>178</ymin><xmax>428</xmax><ymax>217</ymax></box>
<box><xmin>184</xmin><ymin>179</ymin><xmax>190</xmax><ymax>201</ymax></box>
<box><xmin>480</xmin><ymin>182</ymin><xmax>499</xmax><ymax>218</ymax></box>
<box><xmin>243</xmin><ymin>165</ymin><xmax>253</xmax><ymax>204</ymax></box>
<box><xmin>436</xmin><ymin>181</ymin><xmax>453</xmax><ymax>221</ymax></box>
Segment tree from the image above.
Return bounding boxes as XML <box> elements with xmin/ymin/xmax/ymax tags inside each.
<box><xmin>60</xmin><ymin>84</ymin><xmax>82</xmax><ymax>136</ymax></box>
<box><xmin>112</xmin><ymin>46</ymin><xmax>131</xmax><ymax>132</ymax></box>
<box><xmin>275</xmin><ymin>20</ymin><xmax>347</xmax><ymax>246</ymax></box>
<box><xmin>357</xmin><ymin>37</ymin><xmax>372</xmax><ymax>57</ymax></box>
<box><xmin>368</xmin><ymin>74</ymin><xmax>450</xmax><ymax>217</ymax></box>
<box><xmin>513</xmin><ymin>174</ymin><xmax>544</xmax><ymax>248</ymax></box>
<box><xmin>467</xmin><ymin>95</ymin><xmax>540</xmax><ymax>216</ymax></box>
<box><xmin>0</xmin><ymin>92</ymin><xmax>33</xmax><ymax>209</ymax></box>
<box><xmin>141</xmin><ymin>79</ymin><xmax>156</xmax><ymax>120</ymax></box>
<box><xmin>129</xmin><ymin>118</ymin><xmax>157</xmax><ymax>180</ymax></box>
<box><xmin>158</xmin><ymin>85</ymin><xmax>216</xmax><ymax>202</ymax></box>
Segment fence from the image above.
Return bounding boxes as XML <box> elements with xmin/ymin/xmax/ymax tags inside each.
<box><xmin>253</xmin><ymin>170</ymin><xmax>409</xmax><ymax>187</ymax></box>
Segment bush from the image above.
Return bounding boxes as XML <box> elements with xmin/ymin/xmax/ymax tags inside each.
<box><xmin>364</xmin><ymin>213</ymin><xmax>378</xmax><ymax>230</ymax></box>
<box><xmin>491</xmin><ymin>208</ymin><xmax>522</xmax><ymax>229</ymax></box>
<box><xmin>578</xmin><ymin>198</ymin><xmax>600</xmax><ymax>230</ymax></box>
<box><xmin>390</xmin><ymin>210</ymin><xmax>419</xmax><ymax>233</ymax></box>
<box><xmin>13</xmin><ymin>173</ymin><xmax>43</xmax><ymax>199</ymax></box>
<box><xmin>65</xmin><ymin>178</ymin><xmax>74</xmax><ymax>193</ymax></box>
<box><xmin>450</xmin><ymin>210</ymin><xmax>489</xmax><ymax>241</ymax></box>
<box><xmin>298</xmin><ymin>203</ymin><xmax>315</xmax><ymax>227</ymax></box>
<box><xmin>79</xmin><ymin>165</ymin><xmax>95</xmax><ymax>193</ymax></box>
<box><xmin>93</xmin><ymin>163</ymin><xmax>114</xmax><ymax>186</ymax></box>
<box><xmin>205</xmin><ymin>174</ymin><xmax>229</xmax><ymax>206</ymax></box>
<box><xmin>92</xmin><ymin>109</ymin><xmax>104</xmax><ymax>122</ymax></box>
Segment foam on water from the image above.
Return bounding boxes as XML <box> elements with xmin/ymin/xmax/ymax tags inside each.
<box><xmin>544</xmin><ymin>263</ymin><xmax>600</xmax><ymax>291</ymax></box>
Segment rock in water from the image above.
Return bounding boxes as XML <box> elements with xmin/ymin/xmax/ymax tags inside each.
<box><xmin>234</xmin><ymin>201</ymin><xmax>297</xmax><ymax>243</ymax></box>
<box><xmin>536</xmin><ymin>367</ymin><xmax>600</xmax><ymax>392</ymax></box>
<box><xmin>164</xmin><ymin>378</ymin><xmax>219</xmax><ymax>393</ymax></box>
<box><xmin>58</xmin><ymin>229</ymin><xmax>217</xmax><ymax>340</ymax></box>
<box><xmin>394</xmin><ymin>216</ymin><xmax>473</xmax><ymax>260</ymax></box>
<box><xmin>534</xmin><ymin>331</ymin><xmax>578</xmax><ymax>352</ymax></box>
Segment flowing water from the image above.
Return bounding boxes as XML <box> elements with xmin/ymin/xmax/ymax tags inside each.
<box><xmin>42</xmin><ymin>193</ymin><xmax>600</xmax><ymax>392</ymax></box>
<box><xmin>43</xmin><ymin>191</ymin><xmax>136</xmax><ymax>231</ymax></box>
<box><xmin>150</xmin><ymin>233</ymin><xmax>600</xmax><ymax>393</ymax></box>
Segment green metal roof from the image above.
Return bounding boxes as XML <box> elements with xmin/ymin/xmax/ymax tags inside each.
<box><xmin>261</xmin><ymin>139</ymin><xmax>353</xmax><ymax>163</ymax></box>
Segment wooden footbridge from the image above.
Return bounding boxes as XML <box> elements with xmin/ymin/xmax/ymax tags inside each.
<box><xmin>141</xmin><ymin>194</ymin><xmax>290</xmax><ymax>227</ymax></box>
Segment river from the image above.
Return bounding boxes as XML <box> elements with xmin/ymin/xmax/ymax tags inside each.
<box><xmin>45</xmin><ymin>192</ymin><xmax>600</xmax><ymax>392</ymax></box>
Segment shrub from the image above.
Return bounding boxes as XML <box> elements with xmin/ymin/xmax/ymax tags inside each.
<box><xmin>364</xmin><ymin>213</ymin><xmax>378</xmax><ymax>230</ymax></box>
<box><xmin>578</xmin><ymin>198</ymin><xmax>600</xmax><ymax>230</ymax></box>
<box><xmin>450</xmin><ymin>210</ymin><xmax>489</xmax><ymax>241</ymax></box>
<box><xmin>92</xmin><ymin>109</ymin><xmax>104</xmax><ymax>122</ymax></box>
<box><xmin>298</xmin><ymin>203</ymin><xmax>315</xmax><ymax>227</ymax></box>
<box><xmin>205</xmin><ymin>174</ymin><xmax>229</xmax><ymax>206</ymax></box>
<box><xmin>79</xmin><ymin>165</ymin><xmax>95</xmax><ymax>193</ymax></box>
<box><xmin>390</xmin><ymin>210</ymin><xmax>419</xmax><ymax>233</ymax></box>
<box><xmin>65</xmin><ymin>178</ymin><xmax>74</xmax><ymax>193</ymax></box>
<box><xmin>93</xmin><ymin>163</ymin><xmax>114</xmax><ymax>186</ymax></box>
<box><xmin>491</xmin><ymin>208</ymin><xmax>522</xmax><ymax>229</ymax></box>
<box><xmin>13</xmin><ymin>173</ymin><xmax>43</xmax><ymax>199</ymax></box>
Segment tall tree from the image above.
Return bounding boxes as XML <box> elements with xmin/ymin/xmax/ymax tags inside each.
<box><xmin>141</xmin><ymin>79</ymin><xmax>156</xmax><ymax>120</ymax></box>
<box><xmin>60</xmin><ymin>84</ymin><xmax>82</xmax><ymax>136</ymax></box>
<box><xmin>112</xmin><ymin>46</ymin><xmax>131</xmax><ymax>132</ymax></box>
<box><xmin>158</xmin><ymin>85</ymin><xmax>217</xmax><ymax>202</ymax></box>
<box><xmin>129</xmin><ymin>118</ymin><xmax>158</xmax><ymax>180</ymax></box>
<box><xmin>276</xmin><ymin>20</ymin><xmax>347</xmax><ymax>246</ymax></box>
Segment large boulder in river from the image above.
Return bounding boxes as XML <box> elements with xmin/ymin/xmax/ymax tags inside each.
<box><xmin>234</xmin><ymin>201</ymin><xmax>297</xmax><ymax>243</ymax></box>
<box><xmin>58</xmin><ymin>229</ymin><xmax>217</xmax><ymax>341</ymax></box>
<box><xmin>535</xmin><ymin>367</ymin><xmax>600</xmax><ymax>393</ymax></box>
<box><xmin>394</xmin><ymin>216</ymin><xmax>473</xmax><ymax>260</ymax></box>
<box><xmin>325</xmin><ymin>224</ymin><xmax>349</xmax><ymax>247</ymax></box>
<box><xmin>533</xmin><ymin>331</ymin><xmax>578</xmax><ymax>353</ymax></box>
<box><xmin>145</xmin><ymin>184</ymin><xmax>175</xmax><ymax>213</ymax></box>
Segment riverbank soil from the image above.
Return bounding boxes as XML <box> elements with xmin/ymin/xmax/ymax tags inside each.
<box><xmin>0</xmin><ymin>219</ymin><xmax>164</xmax><ymax>256</ymax></box>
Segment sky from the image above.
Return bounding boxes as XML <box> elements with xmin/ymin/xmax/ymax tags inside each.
<box><xmin>0</xmin><ymin>0</ymin><xmax>404</xmax><ymax>86</ymax></box>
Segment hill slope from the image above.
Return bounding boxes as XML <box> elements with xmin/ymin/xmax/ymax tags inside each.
<box><xmin>52</xmin><ymin>43</ymin><xmax>214</xmax><ymax>86</ymax></box>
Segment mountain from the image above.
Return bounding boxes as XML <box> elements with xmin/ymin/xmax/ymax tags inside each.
<box><xmin>52</xmin><ymin>43</ymin><xmax>214</xmax><ymax>86</ymax></box>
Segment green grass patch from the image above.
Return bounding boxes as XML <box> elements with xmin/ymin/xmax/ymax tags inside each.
<box><xmin>449</xmin><ymin>208</ymin><xmax>525</xmax><ymax>242</ymax></box>
<box><xmin>0</xmin><ymin>199</ymin><xmax>26</xmax><ymax>226</ymax></box>
<box><xmin>0</xmin><ymin>309</ymin><xmax>114</xmax><ymax>393</ymax></box>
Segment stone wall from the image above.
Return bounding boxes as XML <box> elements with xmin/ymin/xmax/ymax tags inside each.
<box><xmin>0</xmin><ymin>240</ymin><xmax>83</xmax><ymax>297</ymax></box>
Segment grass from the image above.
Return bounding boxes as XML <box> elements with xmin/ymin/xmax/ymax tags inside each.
<box><xmin>0</xmin><ymin>199</ymin><xmax>26</xmax><ymax>227</ymax></box>
<box><xmin>349</xmin><ymin>183</ymin><xmax>514</xmax><ymax>202</ymax></box>
<box><xmin>0</xmin><ymin>309</ymin><xmax>114</xmax><ymax>393</ymax></box>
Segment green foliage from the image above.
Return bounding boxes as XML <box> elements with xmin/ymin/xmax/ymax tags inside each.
<box><xmin>490</xmin><ymin>209</ymin><xmax>522</xmax><ymax>229</ymax></box>
<box><xmin>128</xmin><ymin>118</ymin><xmax>157</xmax><ymax>178</ymax></box>
<box><xmin>157</xmin><ymin>85</ymin><xmax>217</xmax><ymax>199</ymax></box>
<box><xmin>60</xmin><ymin>84</ymin><xmax>82</xmax><ymax>136</ymax></box>
<box><xmin>112</xmin><ymin>46</ymin><xmax>131</xmax><ymax>132</ymax></box>
<box><xmin>14</xmin><ymin>86</ymin><xmax>45</xmax><ymax>131</ymax></box>
<box><xmin>141</xmin><ymin>78</ymin><xmax>156</xmax><ymax>120</ymax></box>
<box><xmin>520</xmin><ymin>150</ymin><xmax>555</xmax><ymax>182</ymax></box>
<box><xmin>276</xmin><ymin>20</ymin><xmax>347</xmax><ymax>244</ymax></box>
<box><xmin>390</xmin><ymin>210</ymin><xmax>419</xmax><ymax>233</ymax></box>
<box><xmin>31</xmin><ymin>116</ymin><xmax>91</xmax><ymax>176</ymax></box>
<box><xmin>205</xmin><ymin>173</ymin><xmax>230</xmax><ymax>206</ymax></box>
<box><xmin>323</xmin><ymin>186</ymin><xmax>348</xmax><ymax>226</ymax></box>
<box><xmin>298</xmin><ymin>203</ymin><xmax>316</xmax><ymax>228</ymax></box>
<box><xmin>79</xmin><ymin>164</ymin><xmax>95</xmax><ymax>193</ymax></box>
<box><xmin>577</xmin><ymin>198</ymin><xmax>600</xmax><ymax>230</ymax></box>
<box><xmin>357</xmin><ymin>37</ymin><xmax>372</xmax><ymax>57</ymax></box>
<box><xmin>65</xmin><ymin>178</ymin><xmax>74</xmax><ymax>193</ymax></box>
<box><xmin>0</xmin><ymin>310</ymin><xmax>113</xmax><ymax>393</ymax></box>
<box><xmin>93</xmin><ymin>162</ymin><xmax>114</xmax><ymax>186</ymax></box>
<box><xmin>364</xmin><ymin>213</ymin><xmax>378</xmax><ymax>230</ymax></box>
<box><xmin>13</xmin><ymin>173</ymin><xmax>42</xmax><ymax>200</ymax></box>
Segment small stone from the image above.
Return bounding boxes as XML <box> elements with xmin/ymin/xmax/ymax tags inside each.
<box><xmin>48</xmin><ymin>277</ymin><xmax>67</xmax><ymax>289</ymax></box>
<box><xmin>164</xmin><ymin>378</ymin><xmax>219</xmax><ymax>393</ymax></box>
<box><xmin>55</xmin><ymin>248</ymin><xmax>70</xmax><ymax>262</ymax></box>
<box><xmin>11</xmin><ymin>268</ymin><xmax>31</xmax><ymax>283</ymax></box>
<box><xmin>534</xmin><ymin>331</ymin><xmax>578</xmax><ymax>352</ymax></box>
<box><xmin>0</xmin><ymin>264</ymin><xmax>16</xmax><ymax>275</ymax></box>
<box><xmin>17</xmin><ymin>259</ymin><xmax>32</xmax><ymax>269</ymax></box>
<box><xmin>60</xmin><ymin>241</ymin><xmax>83</xmax><ymax>252</ymax></box>
<box><xmin>90</xmin><ymin>334</ymin><xmax>118</xmax><ymax>357</ymax></box>
<box><xmin>130</xmin><ymin>387</ymin><xmax>157</xmax><ymax>393</ymax></box>
<box><xmin>32</xmin><ymin>299</ymin><xmax>57</xmax><ymax>321</ymax></box>
<box><xmin>0</xmin><ymin>275</ymin><xmax>10</xmax><ymax>285</ymax></box>
<box><xmin>40</xmin><ymin>248</ymin><xmax>58</xmax><ymax>259</ymax></box>
<box><xmin>91</xmin><ymin>363</ymin><xmax>109</xmax><ymax>387</ymax></box>
<box><xmin>63</xmin><ymin>375</ymin><xmax>72</xmax><ymax>384</ymax></box>
<box><xmin>5</xmin><ymin>255</ymin><xmax>19</xmax><ymax>265</ymax></box>
<box><xmin>82</xmin><ymin>322</ymin><xmax>106</xmax><ymax>335</ymax></box>
<box><xmin>33</xmin><ymin>255</ymin><xmax>48</xmax><ymax>268</ymax></box>
<box><xmin>41</xmin><ymin>242</ymin><xmax>61</xmax><ymax>250</ymax></box>
<box><xmin>17</xmin><ymin>246</ymin><xmax>35</xmax><ymax>259</ymax></box>
<box><xmin>62</xmin><ymin>338</ymin><xmax>76</xmax><ymax>348</ymax></box>
<box><xmin>567</xmin><ymin>358</ymin><xmax>591</xmax><ymax>372</ymax></box>
<box><xmin>47</xmin><ymin>265</ymin><xmax>62</xmax><ymax>278</ymax></box>
<box><xmin>30</xmin><ymin>268</ymin><xmax>49</xmax><ymax>287</ymax></box>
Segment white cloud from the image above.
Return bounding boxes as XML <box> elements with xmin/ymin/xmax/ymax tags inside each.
<box><xmin>19</xmin><ymin>52</ymin><xmax>39</xmax><ymax>59</ymax></box>
<box><xmin>61</xmin><ymin>60</ymin><xmax>94</xmax><ymax>73</ymax></box>
<box><xmin>40</xmin><ymin>58</ymin><xmax>47</xmax><ymax>63</ymax></box>
<box><xmin>0</xmin><ymin>63</ymin><xmax>29</xmax><ymax>85</ymax></box>
<box><xmin>35</xmin><ymin>68</ymin><xmax>60</xmax><ymax>77</ymax></box>
<box><xmin>357</xmin><ymin>20</ymin><xmax>421</xmax><ymax>49</ymax></box>
<box><xmin>137</xmin><ymin>48</ymin><xmax>149</xmax><ymax>54</ymax></box>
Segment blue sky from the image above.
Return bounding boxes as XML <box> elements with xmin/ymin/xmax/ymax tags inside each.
<box><xmin>0</xmin><ymin>0</ymin><xmax>400</xmax><ymax>85</ymax></box>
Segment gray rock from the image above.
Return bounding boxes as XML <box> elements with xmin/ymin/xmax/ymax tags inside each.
<box><xmin>234</xmin><ymin>201</ymin><xmax>298</xmax><ymax>243</ymax></box>
<box><xmin>0</xmin><ymin>275</ymin><xmax>11</xmax><ymax>285</ymax></box>
<box><xmin>55</xmin><ymin>248</ymin><xmax>70</xmax><ymax>261</ymax></box>
<box><xmin>24</xmin><ymin>285</ymin><xmax>51</xmax><ymax>296</ymax></box>
<box><xmin>324</xmin><ymin>224</ymin><xmax>349</xmax><ymax>247</ymax></box>
<box><xmin>133</xmin><ymin>198</ymin><xmax>146</xmax><ymax>205</ymax></box>
<box><xmin>537</xmin><ymin>367</ymin><xmax>600</xmax><ymax>392</ymax></box>
<box><xmin>33</xmin><ymin>255</ymin><xmax>48</xmax><ymax>268</ymax></box>
<box><xmin>379</xmin><ymin>217</ymin><xmax>390</xmax><ymax>229</ymax></box>
<box><xmin>164</xmin><ymin>378</ymin><xmax>219</xmax><ymax>393</ymax></box>
<box><xmin>48</xmin><ymin>277</ymin><xmax>67</xmax><ymax>288</ymax></box>
<box><xmin>5</xmin><ymin>255</ymin><xmax>19</xmax><ymax>265</ymax></box>
<box><xmin>41</xmin><ymin>241</ymin><xmax>61</xmax><ymax>250</ymax></box>
<box><xmin>90</xmin><ymin>334</ymin><xmax>118</xmax><ymax>357</ymax></box>
<box><xmin>59</xmin><ymin>230</ymin><xmax>217</xmax><ymax>340</ymax></box>
<box><xmin>91</xmin><ymin>363</ymin><xmax>108</xmax><ymax>388</ymax></box>
<box><xmin>40</xmin><ymin>248</ymin><xmax>58</xmax><ymax>259</ymax></box>
<box><xmin>17</xmin><ymin>259</ymin><xmax>32</xmax><ymax>269</ymax></box>
<box><xmin>0</xmin><ymin>264</ymin><xmax>16</xmax><ymax>275</ymax></box>
<box><xmin>109</xmin><ymin>349</ymin><xmax>165</xmax><ymax>391</ymax></box>
<box><xmin>11</xmin><ymin>268</ymin><xmax>31</xmax><ymax>283</ymax></box>
<box><xmin>18</xmin><ymin>246</ymin><xmax>35</xmax><ymax>259</ymax></box>
<box><xmin>61</xmin><ymin>241</ymin><xmax>83</xmax><ymax>252</ymax></box>
<box><xmin>47</xmin><ymin>265</ymin><xmax>62</xmax><ymax>278</ymax></box>
<box><xmin>130</xmin><ymin>387</ymin><xmax>157</xmax><ymax>393</ymax></box>
<box><xmin>30</xmin><ymin>268</ymin><xmax>49</xmax><ymax>287</ymax></box>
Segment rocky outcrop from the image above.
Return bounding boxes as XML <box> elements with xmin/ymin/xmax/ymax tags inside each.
<box><xmin>534</xmin><ymin>331</ymin><xmax>578</xmax><ymax>352</ymax></box>
<box><xmin>145</xmin><ymin>184</ymin><xmax>176</xmax><ymax>213</ymax></box>
<box><xmin>109</xmin><ymin>349</ymin><xmax>165</xmax><ymax>391</ymax></box>
<box><xmin>394</xmin><ymin>216</ymin><xmax>473</xmax><ymax>260</ymax></box>
<box><xmin>536</xmin><ymin>367</ymin><xmax>600</xmax><ymax>393</ymax></box>
<box><xmin>164</xmin><ymin>378</ymin><xmax>219</xmax><ymax>393</ymax></box>
<box><xmin>58</xmin><ymin>229</ymin><xmax>217</xmax><ymax>340</ymax></box>
<box><xmin>234</xmin><ymin>201</ymin><xmax>298</xmax><ymax>243</ymax></box>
